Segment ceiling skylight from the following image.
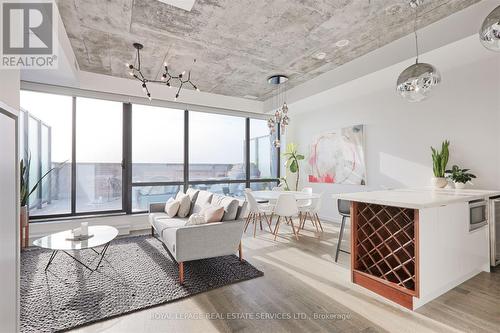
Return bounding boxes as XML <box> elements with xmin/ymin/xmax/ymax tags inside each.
<box><xmin>157</xmin><ymin>0</ymin><xmax>196</xmax><ymax>12</ymax></box>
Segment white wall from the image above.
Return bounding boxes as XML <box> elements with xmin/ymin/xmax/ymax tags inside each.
<box><xmin>0</xmin><ymin>69</ymin><xmax>20</xmax><ymax>110</ymax></box>
<box><xmin>286</xmin><ymin>36</ymin><xmax>500</xmax><ymax>222</ymax></box>
<box><xmin>0</xmin><ymin>102</ymin><xmax>19</xmax><ymax>333</ymax></box>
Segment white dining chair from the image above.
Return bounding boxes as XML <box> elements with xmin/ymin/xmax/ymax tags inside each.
<box><xmin>268</xmin><ymin>186</ymin><xmax>284</xmax><ymax>223</ymax></box>
<box><xmin>299</xmin><ymin>193</ymin><xmax>324</xmax><ymax>233</ymax></box>
<box><xmin>297</xmin><ymin>187</ymin><xmax>313</xmax><ymax>209</ymax></box>
<box><xmin>273</xmin><ymin>193</ymin><xmax>300</xmax><ymax>240</ymax></box>
<box><xmin>244</xmin><ymin>189</ymin><xmax>273</xmax><ymax>237</ymax></box>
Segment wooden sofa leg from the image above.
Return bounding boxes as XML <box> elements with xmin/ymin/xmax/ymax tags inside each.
<box><xmin>179</xmin><ymin>262</ymin><xmax>184</xmax><ymax>284</ymax></box>
<box><xmin>151</xmin><ymin>226</ymin><xmax>155</xmax><ymax>236</ymax></box>
<box><xmin>238</xmin><ymin>242</ymin><xmax>243</xmax><ymax>262</ymax></box>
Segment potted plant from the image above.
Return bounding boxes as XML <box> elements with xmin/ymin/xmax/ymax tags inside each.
<box><xmin>445</xmin><ymin>165</ymin><xmax>476</xmax><ymax>189</ymax></box>
<box><xmin>430</xmin><ymin>140</ymin><xmax>450</xmax><ymax>188</ymax></box>
<box><xmin>20</xmin><ymin>157</ymin><xmax>63</xmax><ymax>248</ymax></box>
<box><xmin>282</xmin><ymin>143</ymin><xmax>304</xmax><ymax>191</ymax></box>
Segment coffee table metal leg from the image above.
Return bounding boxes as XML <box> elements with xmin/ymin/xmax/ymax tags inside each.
<box><xmin>45</xmin><ymin>250</ymin><xmax>58</xmax><ymax>271</ymax></box>
<box><xmin>94</xmin><ymin>242</ymin><xmax>111</xmax><ymax>271</ymax></box>
<box><xmin>62</xmin><ymin>250</ymin><xmax>94</xmax><ymax>271</ymax></box>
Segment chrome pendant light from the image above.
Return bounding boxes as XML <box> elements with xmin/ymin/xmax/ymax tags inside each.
<box><xmin>267</xmin><ymin>75</ymin><xmax>289</xmax><ymax>148</ymax></box>
<box><xmin>479</xmin><ymin>5</ymin><xmax>500</xmax><ymax>51</ymax></box>
<box><xmin>396</xmin><ymin>0</ymin><xmax>441</xmax><ymax>102</ymax></box>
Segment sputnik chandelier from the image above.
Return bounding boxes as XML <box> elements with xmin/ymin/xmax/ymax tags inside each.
<box><xmin>126</xmin><ymin>42</ymin><xmax>199</xmax><ymax>101</ymax></box>
<box><xmin>267</xmin><ymin>75</ymin><xmax>289</xmax><ymax>148</ymax></box>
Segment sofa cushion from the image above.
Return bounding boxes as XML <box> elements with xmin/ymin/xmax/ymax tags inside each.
<box><xmin>235</xmin><ymin>200</ymin><xmax>248</xmax><ymax>220</ymax></box>
<box><xmin>149</xmin><ymin>212</ymin><xmax>169</xmax><ymax>226</ymax></box>
<box><xmin>192</xmin><ymin>190</ymin><xmax>213</xmax><ymax>214</ymax></box>
<box><xmin>185</xmin><ymin>188</ymin><xmax>200</xmax><ymax>214</ymax></box>
<box><xmin>152</xmin><ymin>217</ymin><xmax>187</xmax><ymax>238</ymax></box>
<box><xmin>211</xmin><ymin>194</ymin><xmax>239</xmax><ymax>221</ymax></box>
<box><xmin>164</xmin><ymin>198</ymin><xmax>180</xmax><ymax>217</ymax></box>
<box><xmin>175</xmin><ymin>192</ymin><xmax>191</xmax><ymax>217</ymax></box>
<box><xmin>201</xmin><ymin>205</ymin><xmax>225</xmax><ymax>223</ymax></box>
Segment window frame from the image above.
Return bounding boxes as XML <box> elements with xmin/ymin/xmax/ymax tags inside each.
<box><xmin>23</xmin><ymin>90</ymin><xmax>280</xmax><ymax>220</ymax></box>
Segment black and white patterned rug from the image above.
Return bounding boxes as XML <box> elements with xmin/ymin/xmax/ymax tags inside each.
<box><xmin>20</xmin><ymin>234</ymin><xmax>263</xmax><ymax>333</ymax></box>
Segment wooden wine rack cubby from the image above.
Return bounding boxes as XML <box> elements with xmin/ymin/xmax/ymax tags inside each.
<box><xmin>351</xmin><ymin>202</ymin><xmax>419</xmax><ymax>309</ymax></box>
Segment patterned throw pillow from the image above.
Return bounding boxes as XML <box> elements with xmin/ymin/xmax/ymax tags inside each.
<box><xmin>175</xmin><ymin>192</ymin><xmax>191</xmax><ymax>217</ymax></box>
<box><xmin>185</xmin><ymin>213</ymin><xmax>206</xmax><ymax>226</ymax></box>
<box><xmin>164</xmin><ymin>198</ymin><xmax>180</xmax><ymax>218</ymax></box>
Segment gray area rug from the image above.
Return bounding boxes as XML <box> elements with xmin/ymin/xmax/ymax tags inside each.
<box><xmin>20</xmin><ymin>234</ymin><xmax>263</xmax><ymax>333</ymax></box>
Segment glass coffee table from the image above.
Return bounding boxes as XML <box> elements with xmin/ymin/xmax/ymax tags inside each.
<box><xmin>33</xmin><ymin>225</ymin><xmax>118</xmax><ymax>272</ymax></box>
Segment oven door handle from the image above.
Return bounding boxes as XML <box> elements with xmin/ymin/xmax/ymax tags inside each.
<box><xmin>469</xmin><ymin>200</ymin><xmax>487</xmax><ymax>209</ymax></box>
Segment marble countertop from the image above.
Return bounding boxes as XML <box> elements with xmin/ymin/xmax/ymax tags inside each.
<box><xmin>334</xmin><ymin>188</ymin><xmax>500</xmax><ymax>209</ymax></box>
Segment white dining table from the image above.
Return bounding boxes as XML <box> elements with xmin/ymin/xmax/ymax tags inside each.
<box><xmin>252</xmin><ymin>190</ymin><xmax>320</xmax><ymax>202</ymax></box>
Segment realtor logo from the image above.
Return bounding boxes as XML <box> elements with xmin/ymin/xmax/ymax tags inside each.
<box><xmin>1</xmin><ymin>0</ymin><xmax>58</xmax><ymax>68</ymax></box>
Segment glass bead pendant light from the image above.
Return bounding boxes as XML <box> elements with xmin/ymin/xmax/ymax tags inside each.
<box><xmin>479</xmin><ymin>5</ymin><xmax>500</xmax><ymax>51</ymax></box>
<box><xmin>396</xmin><ymin>0</ymin><xmax>441</xmax><ymax>102</ymax></box>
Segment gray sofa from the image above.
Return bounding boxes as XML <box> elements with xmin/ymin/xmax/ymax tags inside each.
<box><xmin>149</xmin><ymin>189</ymin><xmax>247</xmax><ymax>284</ymax></box>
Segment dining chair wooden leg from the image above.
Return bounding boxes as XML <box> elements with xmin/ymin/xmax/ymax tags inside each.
<box><xmin>289</xmin><ymin>217</ymin><xmax>299</xmax><ymax>240</ymax></box>
<box><xmin>253</xmin><ymin>213</ymin><xmax>257</xmax><ymax>237</ymax></box>
<box><xmin>273</xmin><ymin>216</ymin><xmax>282</xmax><ymax>240</ymax></box>
<box><xmin>315</xmin><ymin>213</ymin><xmax>324</xmax><ymax>232</ymax></box>
<box><xmin>259</xmin><ymin>213</ymin><xmax>263</xmax><ymax>230</ymax></box>
<box><xmin>269</xmin><ymin>212</ymin><xmax>274</xmax><ymax>224</ymax></box>
<box><xmin>311</xmin><ymin>213</ymin><xmax>320</xmax><ymax>233</ymax></box>
<box><xmin>244</xmin><ymin>213</ymin><xmax>252</xmax><ymax>232</ymax></box>
<box><xmin>264</xmin><ymin>213</ymin><xmax>273</xmax><ymax>232</ymax></box>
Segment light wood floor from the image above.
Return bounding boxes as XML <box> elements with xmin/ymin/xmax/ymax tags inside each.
<box><xmin>70</xmin><ymin>220</ymin><xmax>500</xmax><ymax>333</ymax></box>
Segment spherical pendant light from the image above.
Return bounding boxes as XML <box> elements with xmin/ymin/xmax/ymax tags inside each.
<box><xmin>396</xmin><ymin>0</ymin><xmax>441</xmax><ymax>102</ymax></box>
<box><xmin>396</xmin><ymin>62</ymin><xmax>441</xmax><ymax>102</ymax></box>
<box><xmin>479</xmin><ymin>5</ymin><xmax>500</xmax><ymax>51</ymax></box>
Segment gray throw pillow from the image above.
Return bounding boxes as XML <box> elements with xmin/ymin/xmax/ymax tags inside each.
<box><xmin>192</xmin><ymin>190</ymin><xmax>213</xmax><ymax>214</ymax></box>
<box><xmin>186</xmin><ymin>188</ymin><xmax>200</xmax><ymax>214</ymax></box>
<box><xmin>211</xmin><ymin>194</ymin><xmax>239</xmax><ymax>221</ymax></box>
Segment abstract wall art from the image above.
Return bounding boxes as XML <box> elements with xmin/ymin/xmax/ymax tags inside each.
<box><xmin>308</xmin><ymin>125</ymin><xmax>366</xmax><ymax>185</ymax></box>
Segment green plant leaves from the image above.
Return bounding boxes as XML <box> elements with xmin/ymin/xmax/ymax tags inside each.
<box><xmin>431</xmin><ymin>140</ymin><xmax>450</xmax><ymax>178</ymax></box>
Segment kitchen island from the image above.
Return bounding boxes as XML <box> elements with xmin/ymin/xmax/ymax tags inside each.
<box><xmin>336</xmin><ymin>188</ymin><xmax>499</xmax><ymax>310</ymax></box>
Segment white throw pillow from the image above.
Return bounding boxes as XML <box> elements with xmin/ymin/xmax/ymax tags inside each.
<box><xmin>185</xmin><ymin>213</ymin><xmax>206</xmax><ymax>226</ymax></box>
<box><xmin>164</xmin><ymin>198</ymin><xmax>180</xmax><ymax>218</ymax></box>
<box><xmin>176</xmin><ymin>192</ymin><xmax>191</xmax><ymax>217</ymax></box>
<box><xmin>201</xmin><ymin>205</ymin><xmax>225</xmax><ymax>223</ymax></box>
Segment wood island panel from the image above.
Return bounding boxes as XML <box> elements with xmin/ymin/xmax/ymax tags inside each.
<box><xmin>351</xmin><ymin>202</ymin><xmax>419</xmax><ymax>310</ymax></box>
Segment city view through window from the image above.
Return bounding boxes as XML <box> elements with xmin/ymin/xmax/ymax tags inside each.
<box><xmin>20</xmin><ymin>91</ymin><xmax>279</xmax><ymax>217</ymax></box>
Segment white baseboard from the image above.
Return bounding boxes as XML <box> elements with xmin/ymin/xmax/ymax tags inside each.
<box><xmin>29</xmin><ymin>214</ymin><xmax>150</xmax><ymax>242</ymax></box>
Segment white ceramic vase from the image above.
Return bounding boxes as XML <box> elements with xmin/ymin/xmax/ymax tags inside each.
<box><xmin>454</xmin><ymin>182</ymin><xmax>466</xmax><ymax>189</ymax></box>
<box><xmin>431</xmin><ymin>177</ymin><xmax>448</xmax><ymax>188</ymax></box>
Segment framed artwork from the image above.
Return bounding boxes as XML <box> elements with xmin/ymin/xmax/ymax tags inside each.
<box><xmin>308</xmin><ymin>125</ymin><xmax>366</xmax><ymax>185</ymax></box>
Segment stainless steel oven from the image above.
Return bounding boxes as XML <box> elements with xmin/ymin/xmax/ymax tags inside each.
<box><xmin>490</xmin><ymin>196</ymin><xmax>500</xmax><ymax>266</ymax></box>
<box><xmin>469</xmin><ymin>199</ymin><xmax>488</xmax><ymax>232</ymax></box>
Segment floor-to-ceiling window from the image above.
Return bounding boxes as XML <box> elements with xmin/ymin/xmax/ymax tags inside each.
<box><xmin>249</xmin><ymin>118</ymin><xmax>278</xmax><ymax>191</ymax></box>
<box><xmin>20</xmin><ymin>91</ymin><xmax>72</xmax><ymax>216</ymax></box>
<box><xmin>131</xmin><ymin>104</ymin><xmax>184</xmax><ymax>212</ymax></box>
<box><xmin>20</xmin><ymin>89</ymin><xmax>279</xmax><ymax>219</ymax></box>
<box><xmin>75</xmin><ymin>97</ymin><xmax>123</xmax><ymax>213</ymax></box>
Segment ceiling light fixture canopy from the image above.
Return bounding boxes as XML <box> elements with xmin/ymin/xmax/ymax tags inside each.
<box><xmin>396</xmin><ymin>0</ymin><xmax>441</xmax><ymax>102</ymax></box>
<box><xmin>479</xmin><ymin>5</ymin><xmax>500</xmax><ymax>51</ymax></box>
<box><xmin>267</xmin><ymin>74</ymin><xmax>289</xmax><ymax>148</ymax></box>
<box><xmin>126</xmin><ymin>43</ymin><xmax>200</xmax><ymax>101</ymax></box>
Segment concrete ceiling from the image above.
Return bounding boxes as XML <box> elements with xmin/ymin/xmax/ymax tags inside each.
<box><xmin>56</xmin><ymin>0</ymin><xmax>480</xmax><ymax>101</ymax></box>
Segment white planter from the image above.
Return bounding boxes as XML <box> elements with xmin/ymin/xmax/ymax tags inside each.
<box><xmin>454</xmin><ymin>182</ymin><xmax>467</xmax><ymax>189</ymax></box>
<box><xmin>431</xmin><ymin>177</ymin><xmax>448</xmax><ymax>188</ymax></box>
